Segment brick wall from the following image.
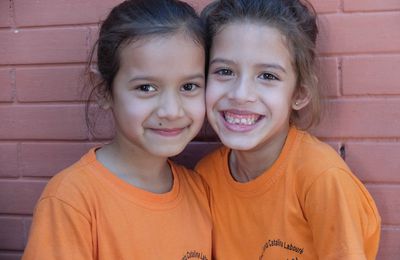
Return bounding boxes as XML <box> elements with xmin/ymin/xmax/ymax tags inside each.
<box><xmin>0</xmin><ymin>0</ymin><xmax>399</xmax><ymax>259</ymax></box>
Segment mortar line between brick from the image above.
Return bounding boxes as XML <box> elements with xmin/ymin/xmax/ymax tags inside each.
<box><xmin>16</xmin><ymin>142</ymin><xmax>22</xmax><ymax>178</ymax></box>
<box><xmin>22</xmin><ymin>216</ymin><xmax>29</xmax><ymax>246</ymax></box>
<box><xmin>9</xmin><ymin>23</ymin><xmax>100</xmax><ymax>30</ymax></box>
<box><xmin>339</xmin><ymin>0</ymin><xmax>344</xmax><ymax>13</ymax></box>
<box><xmin>0</xmin><ymin>249</ymin><xmax>23</xmax><ymax>254</ymax></box>
<box><xmin>86</xmin><ymin>26</ymin><xmax>92</xmax><ymax>58</ymax></box>
<box><xmin>9</xmin><ymin>0</ymin><xmax>16</xmax><ymax>29</ymax></box>
<box><xmin>342</xmin><ymin>9</ymin><xmax>400</xmax><ymax>14</ymax></box>
<box><xmin>382</xmin><ymin>225</ymin><xmax>400</xmax><ymax>230</ymax></box>
<box><xmin>338</xmin><ymin>57</ymin><xmax>343</xmax><ymax>96</ymax></box>
<box><xmin>8</xmin><ymin>68</ymin><xmax>16</xmax><ymax>103</ymax></box>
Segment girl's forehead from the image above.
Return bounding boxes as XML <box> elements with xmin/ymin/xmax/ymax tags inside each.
<box><xmin>210</xmin><ymin>22</ymin><xmax>295</xmax><ymax>72</ymax></box>
<box><xmin>120</xmin><ymin>30</ymin><xmax>203</xmax><ymax>54</ymax></box>
<box><xmin>116</xmin><ymin>31</ymin><xmax>205</xmax><ymax>76</ymax></box>
<box><xmin>214</xmin><ymin>21</ymin><xmax>288</xmax><ymax>47</ymax></box>
<box><xmin>213</xmin><ymin>22</ymin><xmax>287</xmax><ymax>51</ymax></box>
<box><xmin>212</xmin><ymin>22</ymin><xmax>294</xmax><ymax>57</ymax></box>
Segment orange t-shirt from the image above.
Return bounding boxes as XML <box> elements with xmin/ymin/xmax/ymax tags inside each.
<box><xmin>195</xmin><ymin>127</ymin><xmax>380</xmax><ymax>260</ymax></box>
<box><xmin>23</xmin><ymin>149</ymin><xmax>212</xmax><ymax>260</ymax></box>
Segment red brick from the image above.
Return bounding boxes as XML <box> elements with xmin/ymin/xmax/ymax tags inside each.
<box><xmin>0</xmin><ymin>144</ymin><xmax>19</xmax><ymax>178</ymax></box>
<box><xmin>377</xmin><ymin>228</ymin><xmax>400</xmax><ymax>259</ymax></box>
<box><xmin>88</xmin><ymin>26</ymin><xmax>99</xmax><ymax>61</ymax></box>
<box><xmin>317</xmin><ymin>57</ymin><xmax>340</xmax><ymax>97</ymax></box>
<box><xmin>0</xmin><ymin>68</ymin><xmax>13</xmax><ymax>102</ymax></box>
<box><xmin>0</xmin><ymin>180</ymin><xmax>47</xmax><ymax>214</ymax></box>
<box><xmin>318</xmin><ymin>13</ymin><xmax>400</xmax><ymax>54</ymax></box>
<box><xmin>314</xmin><ymin>99</ymin><xmax>400</xmax><ymax>138</ymax></box>
<box><xmin>0</xmin><ymin>105</ymin><xmax>88</xmax><ymax>140</ymax></box>
<box><xmin>345</xmin><ymin>142</ymin><xmax>400</xmax><ymax>183</ymax></box>
<box><xmin>20</xmin><ymin>143</ymin><xmax>97</xmax><ymax>177</ymax></box>
<box><xmin>0</xmin><ymin>28</ymin><xmax>88</xmax><ymax>65</ymax></box>
<box><xmin>0</xmin><ymin>217</ymin><xmax>25</xmax><ymax>250</ymax></box>
<box><xmin>0</xmin><ymin>1</ymin><xmax>11</xmax><ymax>28</ymax></box>
<box><xmin>344</xmin><ymin>0</ymin><xmax>400</xmax><ymax>12</ymax></box>
<box><xmin>14</xmin><ymin>0</ymin><xmax>122</xmax><ymax>27</ymax></box>
<box><xmin>0</xmin><ymin>253</ymin><xmax>23</xmax><ymax>260</ymax></box>
<box><xmin>367</xmin><ymin>184</ymin><xmax>400</xmax><ymax>225</ymax></box>
<box><xmin>309</xmin><ymin>0</ymin><xmax>340</xmax><ymax>13</ymax></box>
<box><xmin>16</xmin><ymin>66</ymin><xmax>87</xmax><ymax>102</ymax></box>
<box><xmin>172</xmin><ymin>141</ymin><xmax>221</xmax><ymax>169</ymax></box>
<box><xmin>342</xmin><ymin>55</ymin><xmax>400</xmax><ymax>95</ymax></box>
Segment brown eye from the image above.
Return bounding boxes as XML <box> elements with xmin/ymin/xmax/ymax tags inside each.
<box><xmin>181</xmin><ymin>83</ymin><xmax>199</xmax><ymax>92</ymax></box>
<box><xmin>136</xmin><ymin>84</ymin><xmax>157</xmax><ymax>92</ymax></box>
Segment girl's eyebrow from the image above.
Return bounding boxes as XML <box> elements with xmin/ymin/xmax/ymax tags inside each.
<box><xmin>184</xmin><ymin>73</ymin><xmax>206</xmax><ymax>80</ymax></box>
<box><xmin>210</xmin><ymin>58</ymin><xmax>286</xmax><ymax>73</ymax></box>
<box><xmin>128</xmin><ymin>73</ymin><xmax>205</xmax><ymax>82</ymax></box>
<box><xmin>256</xmin><ymin>63</ymin><xmax>287</xmax><ymax>73</ymax></box>
<box><xmin>128</xmin><ymin>76</ymin><xmax>157</xmax><ymax>82</ymax></box>
<box><xmin>209</xmin><ymin>58</ymin><xmax>233</xmax><ymax>65</ymax></box>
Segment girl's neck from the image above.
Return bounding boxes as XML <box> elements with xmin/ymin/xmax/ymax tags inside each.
<box><xmin>229</xmin><ymin>127</ymin><xmax>290</xmax><ymax>183</ymax></box>
<box><xmin>96</xmin><ymin>140</ymin><xmax>173</xmax><ymax>194</ymax></box>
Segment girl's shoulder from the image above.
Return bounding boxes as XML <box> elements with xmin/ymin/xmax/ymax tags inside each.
<box><xmin>288</xmin><ymin>129</ymin><xmax>356</xmax><ymax>187</ymax></box>
<box><xmin>170</xmin><ymin>161</ymin><xmax>209</xmax><ymax>187</ymax></box>
<box><xmin>291</xmin><ymin>130</ymin><xmax>374</xmax><ymax>198</ymax></box>
<box><xmin>169</xmin><ymin>160</ymin><xmax>212</xmax><ymax>202</ymax></box>
<box><xmin>38</xmin><ymin>149</ymin><xmax>100</xmax><ymax>206</ymax></box>
<box><xmin>293</xmin><ymin>129</ymin><xmax>348</xmax><ymax>171</ymax></box>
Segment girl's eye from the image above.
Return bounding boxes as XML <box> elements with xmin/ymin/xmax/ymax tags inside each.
<box><xmin>215</xmin><ymin>68</ymin><xmax>234</xmax><ymax>76</ymax></box>
<box><xmin>259</xmin><ymin>73</ymin><xmax>279</xmax><ymax>81</ymax></box>
<box><xmin>136</xmin><ymin>84</ymin><xmax>157</xmax><ymax>92</ymax></box>
<box><xmin>181</xmin><ymin>83</ymin><xmax>199</xmax><ymax>92</ymax></box>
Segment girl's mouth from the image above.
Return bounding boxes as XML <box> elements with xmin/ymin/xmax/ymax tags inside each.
<box><xmin>151</xmin><ymin>127</ymin><xmax>185</xmax><ymax>137</ymax></box>
<box><xmin>219</xmin><ymin>111</ymin><xmax>263</xmax><ymax>132</ymax></box>
<box><xmin>222</xmin><ymin>111</ymin><xmax>262</xmax><ymax>126</ymax></box>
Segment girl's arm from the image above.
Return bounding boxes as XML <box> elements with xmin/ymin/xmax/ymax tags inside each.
<box><xmin>22</xmin><ymin>197</ymin><xmax>93</xmax><ymax>260</ymax></box>
<box><xmin>304</xmin><ymin>168</ymin><xmax>381</xmax><ymax>260</ymax></box>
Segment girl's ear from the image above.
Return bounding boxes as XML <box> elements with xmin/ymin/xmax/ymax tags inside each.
<box><xmin>291</xmin><ymin>85</ymin><xmax>311</xmax><ymax>111</ymax></box>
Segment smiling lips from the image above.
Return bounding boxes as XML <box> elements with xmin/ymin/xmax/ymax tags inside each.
<box><xmin>221</xmin><ymin>111</ymin><xmax>262</xmax><ymax>132</ymax></box>
<box><xmin>151</xmin><ymin>127</ymin><xmax>186</xmax><ymax>137</ymax></box>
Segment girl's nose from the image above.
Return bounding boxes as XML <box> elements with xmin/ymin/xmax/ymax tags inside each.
<box><xmin>227</xmin><ymin>77</ymin><xmax>257</xmax><ymax>104</ymax></box>
<box><xmin>156</xmin><ymin>90</ymin><xmax>185</xmax><ymax>119</ymax></box>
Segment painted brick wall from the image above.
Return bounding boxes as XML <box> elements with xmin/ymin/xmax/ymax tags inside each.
<box><xmin>0</xmin><ymin>0</ymin><xmax>399</xmax><ymax>259</ymax></box>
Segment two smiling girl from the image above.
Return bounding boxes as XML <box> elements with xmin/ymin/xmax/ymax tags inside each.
<box><xmin>23</xmin><ymin>0</ymin><xmax>380</xmax><ymax>259</ymax></box>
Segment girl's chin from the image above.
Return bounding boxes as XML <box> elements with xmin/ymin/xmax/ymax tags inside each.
<box><xmin>218</xmin><ymin>136</ymin><xmax>258</xmax><ymax>151</ymax></box>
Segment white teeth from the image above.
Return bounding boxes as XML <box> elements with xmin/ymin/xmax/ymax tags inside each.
<box><xmin>224</xmin><ymin>112</ymin><xmax>258</xmax><ymax>125</ymax></box>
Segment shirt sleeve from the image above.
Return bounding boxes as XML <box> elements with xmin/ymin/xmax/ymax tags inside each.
<box><xmin>23</xmin><ymin>197</ymin><xmax>93</xmax><ymax>260</ymax></box>
<box><xmin>304</xmin><ymin>167</ymin><xmax>380</xmax><ymax>260</ymax></box>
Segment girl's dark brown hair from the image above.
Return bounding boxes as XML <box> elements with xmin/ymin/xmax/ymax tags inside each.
<box><xmin>85</xmin><ymin>0</ymin><xmax>206</xmax><ymax>135</ymax></box>
<box><xmin>201</xmin><ymin>0</ymin><xmax>320</xmax><ymax>129</ymax></box>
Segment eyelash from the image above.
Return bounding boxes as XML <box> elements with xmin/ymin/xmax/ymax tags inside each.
<box><xmin>181</xmin><ymin>83</ymin><xmax>200</xmax><ymax>92</ymax></box>
<box><xmin>214</xmin><ymin>68</ymin><xmax>234</xmax><ymax>76</ymax></box>
<box><xmin>259</xmin><ymin>73</ymin><xmax>280</xmax><ymax>81</ymax></box>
